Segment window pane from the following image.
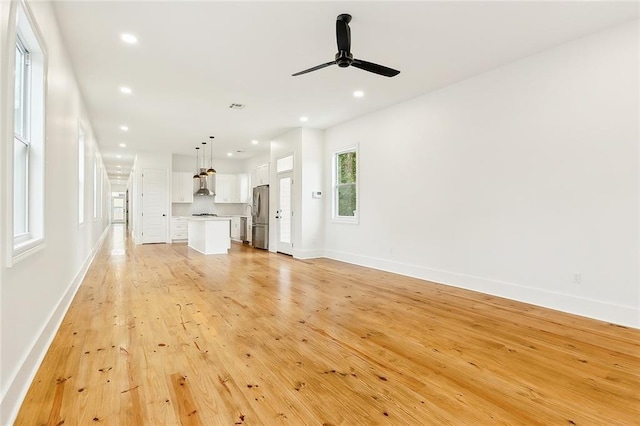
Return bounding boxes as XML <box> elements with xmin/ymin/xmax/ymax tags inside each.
<box><xmin>276</xmin><ymin>155</ymin><xmax>294</xmax><ymax>173</ymax></box>
<box><xmin>337</xmin><ymin>184</ymin><xmax>356</xmax><ymax>217</ymax></box>
<box><xmin>14</xmin><ymin>44</ymin><xmax>25</xmax><ymax>137</ymax></box>
<box><xmin>93</xmin><ymin>158</ymin><xmax>98</xmax><ymax>219</ymax></box>
<box><xmin>78</xmin><ymin>127</ymin><xmax>85</xmax><ymax>224</ymax></box>
<box><xmin>338</xmin><ymin>151</ymin><xmax>356</xmax><ymax>184</ymax></box>
<box><xmin>14</xmin><ymin>139</ymin><xmax>28</xmax><ymax>235</ymax></box>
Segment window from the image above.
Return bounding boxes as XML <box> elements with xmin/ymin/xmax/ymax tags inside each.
<box><xmin>11</xmin><ymin>2</ymin><xmax>46</xmax><ymax>262</ymax></box>
<box><xmin>93</xmin><ymin>156</ymin><xmax>98</xmax><ymax>220</ymax></box>
<box><xmin>333</xmin><ymin>148</ymin><xmax>358</xmax><ymax>222</ymax></box>
<box><xmin>276</xmin><ymin>155</ymin><xmax>293</xmax><ymax>173</ymax></box>
<box><xmin>98</xmin><ymin>162</ymin><xmax>103</xmax><ymax>219</ymax></box>
<box><xmin>78</xmin><ymin>125</ymin><xmax>85</xmax><ymax>225</ymax></box>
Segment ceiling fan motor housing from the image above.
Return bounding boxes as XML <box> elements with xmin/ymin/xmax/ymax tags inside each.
<box><xmin>335</xmin><ymin>51</ymin><xmax>353</xmax><ymax>67</ymax></box>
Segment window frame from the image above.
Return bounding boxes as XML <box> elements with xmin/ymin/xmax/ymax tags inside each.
<box><xmin>14</xmin><ymin>35</ymin><xmax>29</xmax><ymax>139</ymax></box>
<box><xmin>78</xmin><ymin>123</ymin><xmax>85</xmax><ymax>226</ymax></box>
<box><xmin>8</xmin><ymin>0</ymin><xmax>48</xmax><ymax>265</ymax></box>
<box><xmin>332</xmin><ymin>146</ymin><xmax>359</xmax><ymax>224</ymax></box>
<box><xmin>13</xmin><ymin>35</ymin><xmax>30</xmax><ymax>243</ymax></box>
<box><xmin>93</xmin><ymin>155</ymin><xmax>98</xmax><ymax>220</ymax></box>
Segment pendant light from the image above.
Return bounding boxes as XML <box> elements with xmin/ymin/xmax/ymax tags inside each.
<box><xmin>199</xmin><ymin>142</ymin><xmax>208</xmax><ymax>178</ymax></box>
<box><xmin>207</xmin><ymin>136</ymin><xmax>217</xmax><ymax>175</ymax></box>
<box><xmin>193</xmin><ymin>147</ymin><xmax>200</xmax><ymax>179</ymax></box>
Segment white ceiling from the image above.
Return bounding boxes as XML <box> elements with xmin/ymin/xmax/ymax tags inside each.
<box><xmin>51</xmin><ymin>1</ymin><xmax>639</xmax><ymax>182</ymax></box>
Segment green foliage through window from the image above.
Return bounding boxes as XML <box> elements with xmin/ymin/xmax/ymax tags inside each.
<box><xmin>335</xmin><ymin>150</ymin><xmax>357</xmax><ymax>218</ymax></box>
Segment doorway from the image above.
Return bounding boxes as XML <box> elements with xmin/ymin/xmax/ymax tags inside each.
<box><xmin>141</xmin><ymin>168</ymin><xmax>167</xmax><ymax>244</ymax></box>
<box><xmin>276</xmin><ymin>171</ymin><xmax>293</xmax><ymax>255</ymax></box>
<box><xmin>111</xmin><ymin>192</ymin><xmax>126</xmax><ymax>223</ymax></box>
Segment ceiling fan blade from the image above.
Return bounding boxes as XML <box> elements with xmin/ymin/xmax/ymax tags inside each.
<box><xmin>291</xmin><ymin>61</ymin><xmax>337</xmax><ymax>76</ymax></box>
<box><xmin>336</xmin><ymin>15</ymin><xmax>351</xmax><ymax>52</ymax></box>
<box><xmin>352</xmin><ymin>58</ymin><xmax>400</xmax><ymax>77</ymax></box>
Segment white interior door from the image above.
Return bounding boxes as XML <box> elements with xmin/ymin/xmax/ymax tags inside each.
<box><xmin>142</xmin><ymin>168</ymin><xmax>167</xmax><ymax>244</ymax></box>
<box><xmin>276</xmin><ymin>172</ymin><xmax>293</xmax><ymax>255</ymax></box>
<box><xmin>112</xmin><ymin>193</ymin><xmax>125</xmax><ymax>223</ymax></box>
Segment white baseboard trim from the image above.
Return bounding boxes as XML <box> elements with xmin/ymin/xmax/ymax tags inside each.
<box><xmin>324</xmin><ymin>249</ymin><xmax>639</xmax><ymax>329</ymax></box>
<box><xmin>1</xmin><ymin>226</ymin><xmax>110</xmax><ymax>425</ymax></box>
<box><xmin>294</xmin><ymin>248</ymin><xmax>325</xmax><ymax>260</ymax></box>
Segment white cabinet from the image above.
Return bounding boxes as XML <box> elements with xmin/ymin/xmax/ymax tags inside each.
<box><xmin>230</xmin><ymin>217</ymin><xmax>241</xmax><ymax>241</ymax></box>
<box><xmin>237</xmin><ymin>173</ymin><xmax>249</xmax><ymax>203</ymax></box>
<box><xmin>254</xmin><ymin>163</ymin><xmax>270</xmax><ymax>187</ymax></box>
<box><xmin>215</xmin><ymin>173</ymin><xmax>249</xmax><ymax>203</ymax></box>
<box><xmin>215</xmin><ymin>174</ymin><xmax>236</xmax><ymax>203</ymax></box>
<box><xmin>171</xmin><ymin>172</ymin><xmax>193</xmax><ymax>203</ymax></box>
<box><xmin>170</xmin><ymin>217</ymin><xmax>188</xmax><ymax>241</ymax></box>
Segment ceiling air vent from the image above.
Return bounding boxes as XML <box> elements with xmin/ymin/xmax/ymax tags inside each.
<box><xmin>229</xmin><ymin>103</ymin><xmax>245</xmax><ymax>109</ymax></box>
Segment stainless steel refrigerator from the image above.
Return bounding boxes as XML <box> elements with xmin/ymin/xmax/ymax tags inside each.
<box><xmin>252</xmin><ymin>185</ymin><xmax>269</xmax><ymax>249</ymax></box>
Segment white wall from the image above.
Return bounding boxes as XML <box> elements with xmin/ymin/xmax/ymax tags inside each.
<box><xmin>323</xmin><ymin>21</ymin><xmax>639</xmax><ymax>327</ymax></box>
<box><xmin>245</xmin><ymin>152</ymin><xmax>270</xmax><ymax>174</ymax></box>
<box><xmin>172</xmin><ymin>154</ymin><xmax>250</xmax><ymax>174</ymax></box>
<box><xmin>0</xmin><ymin>1</ymin><xmax>111</xmax><ymax>422</ymax></box>
<box><xmin>299</xmin><ymin>128</ymin><xmax>324</xmax><ymax>257</ymax></box>
<box><xmin>111</xmin><ymin>183</ymin><xmax>127</xmax><ymax>192</ymax></box>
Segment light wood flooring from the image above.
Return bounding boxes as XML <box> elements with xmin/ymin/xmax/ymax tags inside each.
<box><xmin>15</xmin><ymin>224</ymin><xmax>640</xmax><ymax>425</ymax></box>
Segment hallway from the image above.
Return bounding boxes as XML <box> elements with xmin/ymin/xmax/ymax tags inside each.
<box><xmin>15</xmin><ymin>225</ymin><xmax>640</xmax><ymax>424</ymax></box>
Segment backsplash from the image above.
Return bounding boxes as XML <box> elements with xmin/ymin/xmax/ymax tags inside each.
<box><xmin>171</xmin><ymin>197</ymin><xmax>250</xmax><ymax>217</ymax></box>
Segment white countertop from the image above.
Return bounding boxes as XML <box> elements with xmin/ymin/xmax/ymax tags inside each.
<box><xmin>183</xmin><ymin>216</ymin><xmax>231</xmax><ymax>221</ymax></box>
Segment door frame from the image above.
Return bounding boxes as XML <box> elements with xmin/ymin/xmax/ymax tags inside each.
<box><xmin>141</xmin><ymin>168</ymin><xmax>168</xmax><ymax>244</ymax></box>
<box><xmin>275</xmin><ymin>171</ymin><xmax>294</xmax><ymax>255</ymax></box>
<box><xmin>111</xmin><ymin>192</ymin><xmax>126</xmax><ymax>223</ymax></box>
<box><xmin>274</xmin><ymin>152</ymin><xmax>295</xmax><ymax>255</ymax></box>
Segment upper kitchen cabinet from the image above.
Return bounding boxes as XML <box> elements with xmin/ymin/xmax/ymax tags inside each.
<box><xmin>215</xmin><ymin>173</ymin><xmax>249</xmax><ymax>203</ymax></box>
<box><xmin>253</xmin><ymin>163</ymin><xmax>270</xmax><ymax>187</ymax></box>
<box><xmin>171</xmin><ymin>172</ymin><xmax>194</xmax><ymax>203</ymax></box>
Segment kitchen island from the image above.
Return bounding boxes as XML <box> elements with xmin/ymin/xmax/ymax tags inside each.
<box><xmin>185</xmin><ymin>216</ymin><xmax>231</xmax><ymax>255</ymax></box>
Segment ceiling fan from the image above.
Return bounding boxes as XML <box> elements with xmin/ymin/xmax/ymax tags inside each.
<box><xmin>292</xmin><ymin>13</ymin><xmax>400</xmax><ymax>78</ymax></box>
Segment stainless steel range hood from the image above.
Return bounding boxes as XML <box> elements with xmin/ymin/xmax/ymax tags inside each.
<box><xmin>195</xmin><ymin>169</ymin><xmax>214</xmax><ymax>196</ymax></box>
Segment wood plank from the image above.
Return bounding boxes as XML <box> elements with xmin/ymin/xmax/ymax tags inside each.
<box><xmin>14</xmin><ymin>224</ymin><xmax>640</xmax><ymax>425</ymax></box>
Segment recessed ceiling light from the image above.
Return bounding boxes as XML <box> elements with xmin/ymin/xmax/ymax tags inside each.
<box><xmin>117</xmin><ymin>165</ymin><xmax>121</xmax><ymax>168</ymax></box>
<box><xmin>300</xmin><ymin>116</ymin><xmax>308</xmax><ymax>122</ymax></box>
<box><xmin>116</xmin><ymin>155</ymin><xmax>122</xmax><ymax>158</ymax></box>
<box><xmin>119</xmin><ymin>143</ymin><xmax>127</xmax><ymax>147</ymax></box>
<box><xmin>251</xmin><ymin>140</ymin><xmax>258</xmax><ymax>145</ymax></box>
<box><xmin>120</xmin><ymin>125</ymin><xmax>128</xmax><ymax>131</ymax></box>
<box><xmin>353</xmin><ymin>90</ymin><xmax>364</xmax><ymax>98</ymax></box>
<box><xmin>121</xmin><ymin>33</ymin><xmax>138</xmax><ymax>44</ymax></box>
<box><xmin>119</xmin><ymin>86</ymin><xmax>132</xmax><ymax>94</ymax></box>
<box><xmin>227</xmin><ymin>152</ymin><xmax>233</xmax><ymax>157</ymax></box>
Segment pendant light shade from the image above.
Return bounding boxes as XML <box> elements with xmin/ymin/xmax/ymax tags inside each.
<box><xmin>193</xmin><ymin>147</ymin><xmax>200</xmax><ymax>179</ymax></box>
<box><xmin>199</xmin><ymin>142</ymin><xmax>208</xmax><ymax>178</ymax></box>
<box><xmin>207</xmin><ymin>136</ymin><xmax>217</xmax><ymax>175</ymax></box>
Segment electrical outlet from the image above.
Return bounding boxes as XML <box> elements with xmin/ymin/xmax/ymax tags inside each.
<box><xmin>572</xmin><ymin>273</ymin><xmax>582</xmax><ymax>285</ymax></box>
